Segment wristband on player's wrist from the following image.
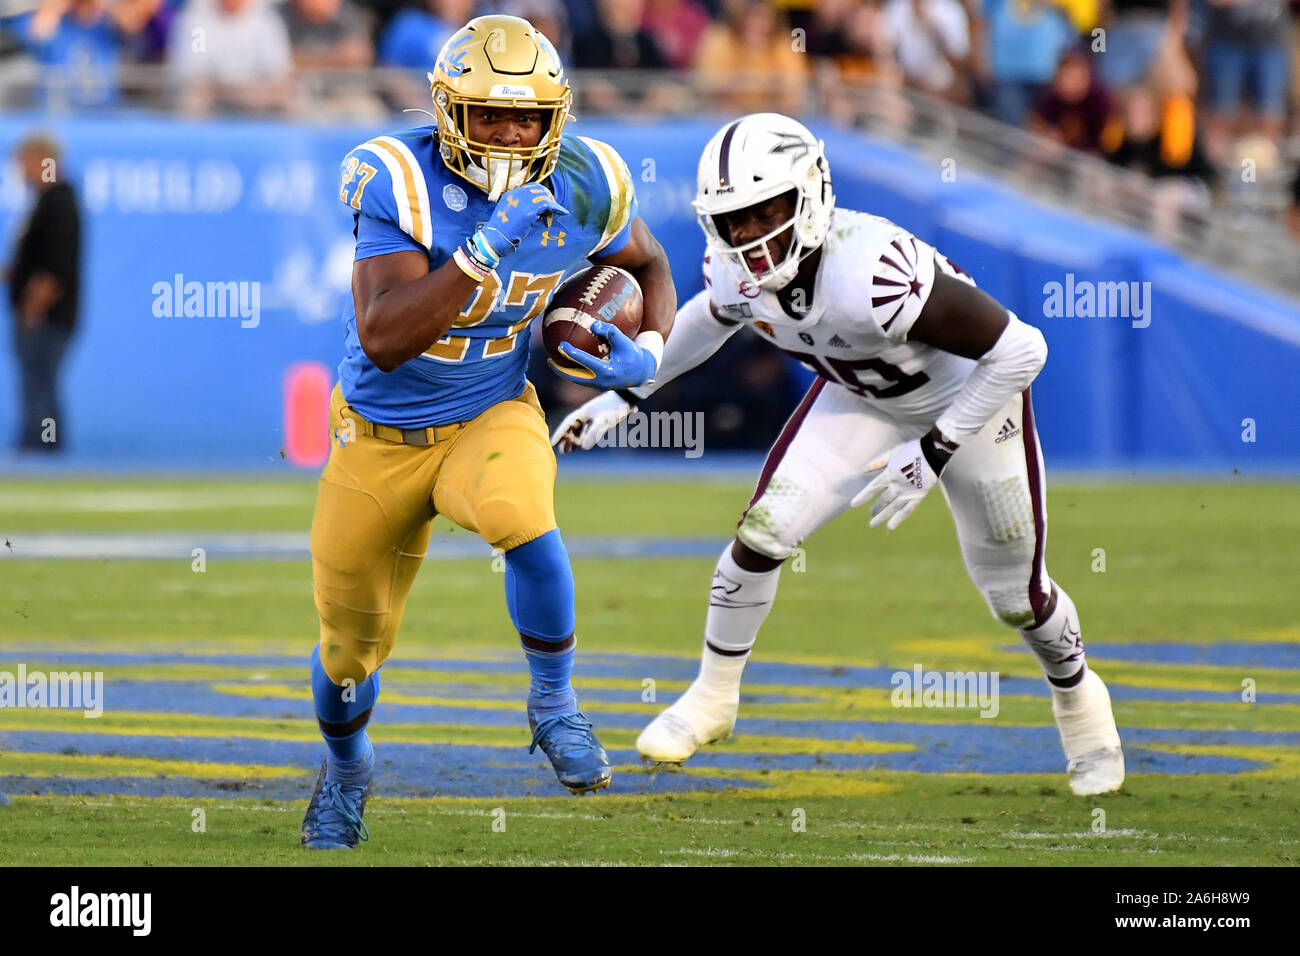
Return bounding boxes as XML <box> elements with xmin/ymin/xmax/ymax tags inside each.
<box><xmin>634</xmin><ymin>330</ymin><xmax>664</xmax><ymax>373</ymax></box>
<box><xmin>465</xmin><ymin>230</ymin><xmax>502</xmax><ymax>272</ymax></box>
<box><xmin>919</xmin><ymin>428</ymin><xmax>959</xmax><ymax>475</ymax></box>
<box><xmin>453</xmin><ymin>247</ymin><xmax>490</xmax><ymax>282</ymax></box>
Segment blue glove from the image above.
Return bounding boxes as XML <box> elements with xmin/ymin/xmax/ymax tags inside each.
<box><xmin>466</xmin><ymin>183</ymin><xmax>568</xmax><ymax>271</ymax></box>
<box><xmin>550</xmin><ymin>319</ymin><xmax>658</xmax><ymax>389</ymax></box>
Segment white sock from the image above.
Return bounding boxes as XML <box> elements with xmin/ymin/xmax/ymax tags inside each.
<box><xmin>1019</xmin><ymin>583</ymin><xmax>1086</xmax><ymax>685</ymax></box>
<box><xmin>696</xmin><ymin>543</ymin><xmax>780</xmax><ymax>693</ymax></box>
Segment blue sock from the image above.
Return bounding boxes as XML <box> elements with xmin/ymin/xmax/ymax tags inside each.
<box><xmin>310</xmin><ymin>643</ymin><xmax>379</xmax><ymax>764</ymax></box>
<box><xmin>505</xmin><ymin>530</ymin><xmax>578</xmax><ymax>717</ymax></box>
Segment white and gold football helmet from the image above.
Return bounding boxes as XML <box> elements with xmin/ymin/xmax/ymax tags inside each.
<box><xmin>694</xmin><ymin>113</ymin><xmax>834</xmax><ymax>291</ymax></box>
<box><xmin>428</xmin><ymin>14</ymin><xmax>572</xmax><ymax>200</ymax></box>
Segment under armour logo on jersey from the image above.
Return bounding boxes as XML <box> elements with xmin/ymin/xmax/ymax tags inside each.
<box><xmin>900</xmin><ymin>457</ymin><xmax>925</xmax><ymax>489</ymax></box>
<box><xmin>540</xmin><ymin>230</ymin><xmax>565</xmax><ymax>247</ymax></box>
<box><xmin>798</xmin><ymin>331</ymin><xmax>814</xmax><ymax>346</ymax></box>
<box><xmin>827</xmin><ymin>334</ymin><xmax>851</xmax><ymax>348</ymax></box>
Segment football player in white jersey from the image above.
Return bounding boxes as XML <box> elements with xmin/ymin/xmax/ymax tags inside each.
<box><xmin>551</xmin><ymin>113</ymin><xmax>1124</xmax><ymax>796</ymax></box>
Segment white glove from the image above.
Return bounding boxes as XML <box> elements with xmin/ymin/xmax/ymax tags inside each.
<box><xmin>850</xmin><ymin>437</ymin><xmax>938</xmax><ymax>530</ymax></box>
<box><xmin>549</xmin><ymin>390</ymin><xmax>634</xmax><ymax>453</ymax></box>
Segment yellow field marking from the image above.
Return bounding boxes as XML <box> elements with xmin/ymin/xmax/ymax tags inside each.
<box><xmin>0</xmin><ymin>752</ymin><xmax>292</xmax><ymax>779</ymax></box>
<box><xmin>1134</xmin><ymin>744</ymin><xmax>1300</xmax><ymax>779</ymax></box>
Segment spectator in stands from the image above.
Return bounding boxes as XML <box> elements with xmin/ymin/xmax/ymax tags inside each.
<box><xmin>500</xmin><ymin>0</ymin><xmax>570</xmax><ymax>58</ymax></box>
<box><xmin>280</xmin><ymin>0</ymin><xmax>373</xmax><ymax>68</ymax></box>
<box><xmin>19</xmin><ymin>0</ymin><xmax>159</xmax><ymax>108</ymax></box>
<box><xmin>984</xmin><ymin>0</ymin><xmax>1076</xmax><ymax>125</ymax></box>
<box><xmin>1292</xmin><ymin>0</ymin><xmax>1300</xmax><ymax>138</ymax></box>
<box><xmin>642</xmin><ymin>0</ymin><xmax>712</xmax><ymax>70</ymax></box>
<box><xmin>168</xmin><ymin>0</ymin><xmax>295</xmax><ymax>115</ymax></box>
<box><xmin>138</xmin><ymin>0</ymin><xmax>182</xmax><ymax>63</ymax></box>
<box><xmin>805</xmin><ymin>0</ymin><xmax>907</xmax><ymax>124</ymax></box>
<box><xmin>693</xmin><ymin>0</ymin><xmax>808</xmax><ymax>114</ymax></box>
<box><xmin>6</xmin><ymin>134</ymin><xmax>81</xmax><ymax>454</ymax></box>
<box><xmin>572</xmin><ymin>0</ymin><xmax>681</xmax><ymax>112</ymax></box>
<box><xmin>571</xmin><ymin>0</ymin><xmax>665</xmax><ymax>70</ymax></box>
<box><xmin>807</xmin><ymin>0</ymin><xmax>898</xmax><ymax>83</ymax></box>
<box><xmin>1093</xmin><ymin>0</ymin><xmax>1169</xmax><ymax>90</ymax></box>
<box><xmin>1105</xmin><ymin>84</ymin><xmax>1216</xmax><ymax>184</ymax></box>
<box><xmin>1104</xmin><ymin>81</ymin><xmax>1214</xmax><ymax>238</ymax></box>
<box><xmin>1053</xmin><ymin>0</ymin><xmax>1100</xmax><ymax>32</ymax></box>
<box><xmin>281</xmin><ymin>0</ymin><xmax>383</xmax><ymax>119</ymax></box>
<box><xmin>377</xmin><ymin>0</ymin><xmax>472</xmax><ymax>68</ymax></box>
<box><xmin>881</xmin><ymin>0</ymin><xmax>973</xmax><ymax>104</ymax></box>
<box><xmin>959</xmin><ymin>0</ymin><xmax>993</xmax><ymax>110</ymax></box>
<box><xmin>1202</xmin><ymin>0</ymin><xmax>1292</xmax><ymax>160</ymax></box>
<box><xmin>1286</xmin><ymin>165</ymin><xmax>1300</xmax><ymax>239</ymax></box>
<box><xmin>1031</xmin><ymin>44</ymin><xmax>1121</xmax><ymax>154</ymax></box>
<box><xmin>802</xmin><ymin>0</ymin><xmax>856</xmax><ymax>59</ymax></box>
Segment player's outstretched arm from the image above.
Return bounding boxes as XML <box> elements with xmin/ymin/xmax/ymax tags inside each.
<box><xmin>852</xmin><ymin>272</ymin><xmax>1047</xmax><ymax>529</ymax></box>
<box><xmin>551</xmin><ymin>287</ymin><xmax>742</xmax><ymax>453</ymax></box>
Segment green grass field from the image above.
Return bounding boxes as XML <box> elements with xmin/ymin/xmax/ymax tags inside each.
<box><xmin>1</xmin><ymin>475</ymin><xmax>1297</xmax><ymax>866</ymax></box>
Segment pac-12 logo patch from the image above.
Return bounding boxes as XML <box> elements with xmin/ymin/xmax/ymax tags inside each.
<box><xmin>443</xmin><ymin>184</ymin><xmax>467</xmax><ymax>212</ymax></box>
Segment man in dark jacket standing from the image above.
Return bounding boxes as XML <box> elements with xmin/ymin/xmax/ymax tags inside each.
<box><xmin>8</xmin><ymin>134</ymin><xmax>80</xmax><ymax>453</ymax></box>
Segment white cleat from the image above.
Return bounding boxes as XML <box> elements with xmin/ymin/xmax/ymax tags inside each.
<box><xmin>637</xmin><ymin>681</ymin><xmax>739</xmax><ymax>763</ymax></box>
<box><xmin>1051</xmin><ymin>668</ymin><xmax>1125</xmax><ymax>796</ymax></box>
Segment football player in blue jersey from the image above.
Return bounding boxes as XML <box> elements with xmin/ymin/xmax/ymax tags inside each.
<box><xmin>301</xmin><ymin>14</ymin><xmax>676</xmax><ymax>849</ymax></box>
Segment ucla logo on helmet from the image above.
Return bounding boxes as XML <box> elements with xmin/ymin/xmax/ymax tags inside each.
<box><xmin>536</xmin><ymin>33</ymin><xmax>564</xmax><ymax>82</ymax></box>
<box><xmin>436</xmin><ymin>33</ymin><xmax>475</xmax><ymax>77</ymax></box>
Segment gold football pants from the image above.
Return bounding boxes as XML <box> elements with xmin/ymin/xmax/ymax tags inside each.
<box><xmin>310</xmin><ymin>381</ymin><xmax>557</xmax><ymax>685</ymax></box>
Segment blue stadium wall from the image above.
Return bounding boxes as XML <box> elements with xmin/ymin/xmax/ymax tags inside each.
<box><xmin>0</xmin><ymin>114</ymin><xmax>1296</xmax><ymax>471</ymax></box>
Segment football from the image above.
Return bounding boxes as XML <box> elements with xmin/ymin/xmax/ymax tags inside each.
<box><xmin>542</xmin><ymin>264</ymin><xmax>643</xmax><ymax>376</ymax></box>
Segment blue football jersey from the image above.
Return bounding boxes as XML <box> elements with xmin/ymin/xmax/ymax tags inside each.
<box><xmin>335</xmin><ymin>126</ymin><xmax>638</xmax><ymax>427</ymax></box>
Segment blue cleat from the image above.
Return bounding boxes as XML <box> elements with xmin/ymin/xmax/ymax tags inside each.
<box><xmin>300</xmin><ymin>753</ymin><xmax>372</xmax><ymax>849</ymax></box>
<box><xmin>528</xmin><ymin>711</ymin><xmax>612</xmax><ymax>794</ymax></box>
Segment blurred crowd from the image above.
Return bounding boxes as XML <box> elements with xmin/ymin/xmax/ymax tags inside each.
<box><xmin>1</xmin><ymin>2</ymin><xmax>1297</xmax><ymax>214</ymax></box>
<box><xmin>3</xmin><ymin>1</ymin><xmax>1299</xmax><ymax>203</ymax></box>
<box><xmin>3</xmin><ymin>0</ymin><xmax>1299</xmax><ymax>450</ymax></box>
<box><xmin>0</xmin><ymin>1</ymin><xmax>1295</xmax><ymax>145</ymax></box>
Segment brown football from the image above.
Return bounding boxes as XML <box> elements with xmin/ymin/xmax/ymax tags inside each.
<box><xmin>542</xmin><ymin>265</ymin><xmax>643</xmax><ymax>378</ymax></box>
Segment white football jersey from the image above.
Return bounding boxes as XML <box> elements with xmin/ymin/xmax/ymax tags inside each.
<box><xmin>706</xmin><ymin>208</ymin><xmax>980</xmax><ymax>425</ymax></box>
